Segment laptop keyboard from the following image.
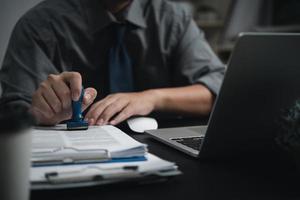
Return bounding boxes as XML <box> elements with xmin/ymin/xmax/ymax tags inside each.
<box><xmin>171</xmin><ymin>136</ymin><xmax>204</xmax><ymax>151</ymax></box>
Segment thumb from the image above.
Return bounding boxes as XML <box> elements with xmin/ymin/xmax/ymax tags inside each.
<box><xmin>82</xmin><ymin>87</ymin><xmax>97</xmax><ymax>111</ymax></box>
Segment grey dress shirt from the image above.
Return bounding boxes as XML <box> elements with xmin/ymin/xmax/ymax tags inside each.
<box><xmin>0</xmin><ymin>0</ymin><xmax>225</xmax><ymax>108</ymax></box>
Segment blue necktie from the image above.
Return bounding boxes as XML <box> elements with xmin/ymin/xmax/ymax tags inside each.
<box><xmin>109</xmin><ymin>24</ymin><xmax>134</xmax><ymax>93</ymax></box>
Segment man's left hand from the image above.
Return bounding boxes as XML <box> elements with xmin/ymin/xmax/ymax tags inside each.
<box><xmin>85</xmin><ymin>91</ymin><xmax>157</xmax><ymax>126</ymax></box>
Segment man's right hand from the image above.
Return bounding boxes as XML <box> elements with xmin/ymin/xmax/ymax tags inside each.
<box><xmin>30</xmin><ymin>72</ymin><xmax>97</xmax><ymax>126</ymax></box>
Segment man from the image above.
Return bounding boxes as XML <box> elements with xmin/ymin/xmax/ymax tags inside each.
<box><xmin>0</xmin><ymin>0</ymin><xmax>225</xmax><ymax>126</ymax></box>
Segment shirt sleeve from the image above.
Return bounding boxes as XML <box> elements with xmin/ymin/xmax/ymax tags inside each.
<box><xmin>0</xmin><ymin>17</ymin><xmax>59</xmax><ymax>108</ymax></box>
<box><xmin>172</xmin><ymin>15</ymin><xmax>225</xmax><ymax>95</ymax></box>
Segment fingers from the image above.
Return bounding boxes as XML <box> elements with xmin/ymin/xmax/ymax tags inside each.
<box><xmin>96</xmin><ymin>99</ymin><xmax>129</xmax><ymax>125</ymax></box>
<box><xmin>39</xmin><ymin>82</ymin><xmax>62</xmax><ymax>113</ymax></box>
<box><xmin>51</xmin><ymin>80</ymin><xmax>72</xmax><ymax>110</ymax></box>
<box><xmin>85</xmin><ymin>95</ymin><xmax>116</xmax><ymax>124</ymax></box>
<box><xmin>61</xmin><ymin>72</ymin><xmax>82</xmax><ymax>101</ymax></box>
<box><xmin>110</xmin><ymin>104</ymin><xmax>135</xmax><ymax>125</ymax></box>
<box><xmin>31</xmin><ymin>91</ymin><xmax>55</xmax><ymax>119</ymax></box>
<box><xmin>31</xmin><ymin>71</ymin><xmax>88</xmax><ymax>126</ymax></box>
<box><xmin>85</xmin><ymin>94</ymin><xmax>135</xmax><ymax>126</ymax></box>
<box><xmin>82</xmin><ymin>87</ymin><xmax>97</xmax><ymax>111</ymax></box>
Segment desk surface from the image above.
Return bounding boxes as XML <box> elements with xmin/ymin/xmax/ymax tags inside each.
<box><xmin>31</xmin><ymin>118</ymin><xmax>300</xmax><ymax>200</ymax></box>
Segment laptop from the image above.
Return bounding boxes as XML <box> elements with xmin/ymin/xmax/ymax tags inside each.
<box><xmin>145</xmin><ymin>33</ymin><xmax>300</xmax><ymax>158</ymax></box>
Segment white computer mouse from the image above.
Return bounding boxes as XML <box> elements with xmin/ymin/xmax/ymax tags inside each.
<box><xmin>126</xmin><ymin>117</ymin><xmax>158</xmax><ymax>133</ymax></box>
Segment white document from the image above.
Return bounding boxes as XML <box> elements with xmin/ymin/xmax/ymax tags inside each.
<box><xmin>31</xmin><ymin>153</ymin><xmax>180</xmax><ymax>190</ymax></box>
<box><xmin>31</xmin><ymin>125</ymin><xmax>147</xmax><ymax>165</ymax></box>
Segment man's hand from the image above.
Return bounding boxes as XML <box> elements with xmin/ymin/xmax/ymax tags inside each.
<box><xmin>30</xmin><ymin>72</ymin><xmax>97</xmax><ymax>125</ymax></box>
<box><xmin>85</xmin><ymin>91</ymin><xmax>157</xmax><ymax>126</ymax></box>
<box><xmin>84</xmin><ymin>85</ymin><xmax>214</xmax><ymax>126</ymax></box>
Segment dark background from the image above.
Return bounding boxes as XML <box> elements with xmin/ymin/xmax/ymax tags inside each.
<box><xmin>2</xmin><ymin>0</ymin><xmax>300</xmax><ymax>67</ymax></box>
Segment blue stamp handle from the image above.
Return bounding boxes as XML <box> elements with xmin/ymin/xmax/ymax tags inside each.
<box><xmin>71</xmin><ymin>87</ymin><xmax>84</xmax><ymax>122</ymax></box>
<box><xmin>67</xmin><ymin>87</ymin><xmax>88</xmax><ymax>130</ymax></box>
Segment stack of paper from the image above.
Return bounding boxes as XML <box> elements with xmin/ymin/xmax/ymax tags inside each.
<box><xmin>32</xmin><ymin>125</ymin><xmax>148</xmax><ymax>165</ymax></box>
<box><xmin>31</xmin><ymin>153</ymin><xmax>180</xmax><ymax>189</ymax></box>
<box><xmin>30</xmin><ymin>125</ymin><xmax>180</xmax><ymax>189</ymax></box>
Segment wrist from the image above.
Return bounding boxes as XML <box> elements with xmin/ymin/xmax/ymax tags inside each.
<box><xmin>143</xmin><ymin>89</ymin><xmax>166</xmax><ymax>111</ymax></box>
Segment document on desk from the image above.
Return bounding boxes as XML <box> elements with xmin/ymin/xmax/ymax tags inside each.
<box><xmin>31</xmin><ymin>153</ymin><xmax>181</xmax><ymax>190</ymax></box>
<box><xmin>32</xmin><ymin>125</ymin><xmax>147</xmax><ymax>166</ymax></box>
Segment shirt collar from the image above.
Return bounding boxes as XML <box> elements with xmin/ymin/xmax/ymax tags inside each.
<box><xmin>126</xmin><ymin>0</ymin><xmax>147</xmax><ymax>28</ymax></box>
<box><xmin>81</xmin><ymin>0</ymin><xmax>147</xmax><ymax>34</ymax></box>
